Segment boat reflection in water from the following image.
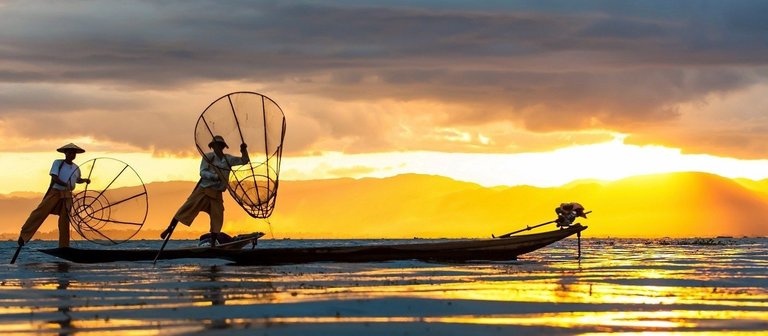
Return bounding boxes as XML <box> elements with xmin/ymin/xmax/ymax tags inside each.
<box><xmin>0</xmin><ymin>238</ymin><xmax>766</xmax><ymax>334</ymax></box>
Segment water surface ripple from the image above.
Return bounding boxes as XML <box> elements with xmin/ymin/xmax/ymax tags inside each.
<box><xmin>1</xmin><ymin>238</ymin><xmax>766</xmax><ymax>335</ymax></box>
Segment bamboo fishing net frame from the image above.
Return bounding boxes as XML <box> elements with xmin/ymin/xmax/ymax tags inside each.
<box><xmin>69</xmin><ymin>157</ymin><xmax>149</xmax><ymax>245</ymax></box>
<box><xmin>194</xmin><ymin>91</ymin><xmax>287</xmax><ymax>219</ymax></box>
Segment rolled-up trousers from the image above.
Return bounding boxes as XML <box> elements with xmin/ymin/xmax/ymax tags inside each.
<box><xmin>19</xmin><ymin>189</ymin><xmax>72</xmax><ymax>247</ymax></box>
<box><xmin>173</xmin><ymin>187</ymin><xmax>224</xmax><ymax>233</ymax></box>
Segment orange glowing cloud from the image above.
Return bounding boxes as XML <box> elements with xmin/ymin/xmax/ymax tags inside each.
<box><xmin>0</xmin><ymin>2</ymin><xmax>767</xmax><ymax>160</ymax></box>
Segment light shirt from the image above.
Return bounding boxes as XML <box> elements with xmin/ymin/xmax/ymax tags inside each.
<box><xmin>199</xmin><ymin>152</ymin><xmax>248</xmax><ymax>191</ymax></box>
<box><xmin>50</xmin><ymin>159</ymin><xmax>80</xmax><ymax>191</ymax></box>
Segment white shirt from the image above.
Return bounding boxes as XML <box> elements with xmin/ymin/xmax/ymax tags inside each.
<box><xmin>50</xmin><ymin>159</ymin><xmax>80</xmax><ymax>191</ymax></box>
<box><xmin>199</xmin><ymin>152</ymin><xmax>248</xmax><ymax>191</ymax></box>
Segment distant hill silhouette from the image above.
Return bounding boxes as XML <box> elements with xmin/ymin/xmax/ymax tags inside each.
<box><xmin>2</xmin><ymin>172</ymin><xmax>767</xmax><ymax>240</ymax></box>
<box><xmin>734</xmin><ymin>178</ymin><xmax>768</xmax><ymax>194</ymax></box>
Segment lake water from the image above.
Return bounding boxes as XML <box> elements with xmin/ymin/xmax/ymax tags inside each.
<box><xmin>1</xmin><ymin>237</ymin><xmax>767</xmax><ymax>335</ymax></box>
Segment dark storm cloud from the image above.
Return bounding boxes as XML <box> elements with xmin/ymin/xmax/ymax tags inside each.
<box><xmin>1</xmin><ymin>0</ymin><xmax>767</xmax><ymax>155</ymax></box>
<box><xmin>3</xmin><ymin>1</ymin><xmax>766</xmax><ymax>83</ymax></box>
<box><xmin>0</xmin><ymin>85</ymin><xmax>146</xmax><ymax>112</ymax></box>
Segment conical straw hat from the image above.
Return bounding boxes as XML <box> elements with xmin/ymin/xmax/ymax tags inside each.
<box><xmin>56</xmin><ymin>143</ymin><xmax>85</xmax><ymax>154</ymax></box>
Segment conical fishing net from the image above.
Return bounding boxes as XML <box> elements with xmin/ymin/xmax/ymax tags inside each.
<box><xmin>69</xmin><ymin>158</ymin><xmax>148</xmax><ymax>245</ymax></box>
<box><xmin>194</xmin><ymin>91</ymin><xmax>286</xmax><ymax>218</ymax></box>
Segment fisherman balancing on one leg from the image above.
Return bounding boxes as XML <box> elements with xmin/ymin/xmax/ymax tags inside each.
<box><xmin>161</xmin><ymin>135</ymin><xmax>249</xmax><ymax>247</ymax></box>
<box><xmin>17</xmin><ymin>144</ymin><xmax>91</xmax><ymax>249</ymax></box>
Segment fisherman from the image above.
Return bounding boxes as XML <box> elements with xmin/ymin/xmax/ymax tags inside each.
<box><xmin>161</xmin><ymin>135</ymin><xmax>249</xmax><ymax>247</ymax></box>
<box><xmin>555</xmin><ymin>202</ymin><xmax>588</xmax><ymax>228</ymax></box>
<box><xmin>17</xmin><ymin>144</ymin><xmax>91</xmax><ymax>248</ymax></box>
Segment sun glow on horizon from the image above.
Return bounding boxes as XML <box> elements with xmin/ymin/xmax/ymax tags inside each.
<box><xmin>282</xmin><ymin>136</ymin><xmax>768</xmax><ymax>188</ymax></box>
<box><xmin>3</xmin><ymin>137</ymin><xmax>768</xmax><ymax>194</ymax></box>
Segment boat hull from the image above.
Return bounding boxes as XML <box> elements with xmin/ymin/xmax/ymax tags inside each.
<box><xmin>225</xmin><ymin>224</ymin><xmax>587</xmax><ymax>265</ymax></box>
<box><xmin>38</xmin><ymin>232</ymin><xmax>264</xmax><ymax>263</ymax></box>
<box><xmin>39</xmin><ymin>225</ymin><xmax>586</xmax><ymax>264</ymax></box>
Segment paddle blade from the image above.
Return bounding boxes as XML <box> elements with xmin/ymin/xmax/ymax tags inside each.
<box><xmin>153</xmin><ymin>222</ymin><xmax>177</xmax><ymax>265</ymax></box>
<box><xmin>9</xmin><ymin>245</ymin><xmax>22</xmax><ymax>264</ymax></box>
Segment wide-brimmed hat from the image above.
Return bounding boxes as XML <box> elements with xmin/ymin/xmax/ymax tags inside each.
<box><xmin>208</xmin><ymin>135</ymin><xmax>229</xmax><ymax>148</ymax></box>
<box><xmin>56</xmin><ymin>143</ymin><xmax>85</xmax><ymax>154</ymax></box>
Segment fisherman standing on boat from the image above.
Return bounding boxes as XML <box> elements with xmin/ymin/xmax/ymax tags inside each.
<box><xmin>16</xmin><ymin>144</ymin><xmax>91</xmax><ymax>248</ymax></box>
<box><xmin>555</xmin><ymin>202</ymin><xmax>588</xmax><ymax>228</ymax></box>
<box><xmin>161</xmin><ymin>135</ymin><xmax>249</xmax><ymax>247</ymax></box>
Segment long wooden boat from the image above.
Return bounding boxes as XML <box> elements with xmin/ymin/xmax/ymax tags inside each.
<box><xmin>223</xmin><ymin>224</ymin><xmax>586</xmax><ymax>265</ymax></box>
<box><xmin>39</xmin><ymin>225</ymin><xmax>586</xmax><ymax>264</ymax></box>
<box><xmin>38</xmin><ymin>232</ymin><xmax>264</xmax><ymax>263</ymax></box>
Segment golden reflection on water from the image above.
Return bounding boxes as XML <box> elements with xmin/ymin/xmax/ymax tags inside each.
<box><xmin>433</xmin><ymin>310</ymin><xmax>768</xmax><ymax>329</ymax></box>
<box><xmin>1</xmin><ymin>239</ymin><xmax>767</xmax><ymax>334</ymax></box>
<box><xmin>217</xmin><ymin>312</ymin><xmax>692</xmax><ymax>328</ymax></box>
<box><xmin>0</xmin><ymin>320</ymin><xmax>205</xmax><ymax>336</ymax></box>
<box><xmin>70</xmin><ymin>319</ymin><xmax>203</xmax><ymax>336</ymax></box>
<box><xmin>163</xmin><ymin>310</ymin><xmax>768</xmax><ymax>330</ymax></box>
<box><xmin>250</xmin><ymin>278</ymin><xmax>768</xmax><ymax>309</ymax></box>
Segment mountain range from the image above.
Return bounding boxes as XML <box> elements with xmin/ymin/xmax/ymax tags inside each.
<box><xmin>2</xmin><ymin>172</ymin><xmax>767</xmax><ymax>240</ymax></box>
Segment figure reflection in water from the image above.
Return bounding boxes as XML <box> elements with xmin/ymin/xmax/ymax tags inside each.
<box><xmin>49</xmin><ymin>262</ymin><xmax>73</xmax><ymax>336</ymax></box>
<box><xmin>203</xmin><ymin>265</ymin><xmax>226</xmax><ymax>306</ymax></box>
<box><xmin>201</xmin><ymin>265</ymin><xmax>229</xmax><ymax>330</ymax></box>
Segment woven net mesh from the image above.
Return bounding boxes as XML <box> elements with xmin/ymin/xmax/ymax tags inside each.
<box><xmin>194</xmin><ymin>91</ymin><xmax>286</xmax><ymax>219</ymax></box>
<box><xmin>69</xmin><ymin>158</ymin><xmax>148</xmax><ymax>245</ymax></box>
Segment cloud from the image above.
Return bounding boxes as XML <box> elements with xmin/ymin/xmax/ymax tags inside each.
<box><xmin>0</xmin><ymin>83</ymin><xmax>146</xmax><ymax>112</ymax></box>
<box><xmin>0</xmin><ymin>82</ymin><xmax>216</xmax><ymax>154</ymax></box>
<box><xmin>0</xmin><ymin>1</ymin><xmax>767</xmax><ymax>157</ymax></box>
<box><xmin>625</xmin><ymin>83</ymin><xmax>768</xmax><ymax>159</ymax></box>
<box><xmin>326</xmin><ymin>165</ymin><xmax>378</xmax><ymax>177</ymax></box>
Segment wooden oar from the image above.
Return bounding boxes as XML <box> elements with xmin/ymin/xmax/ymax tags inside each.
<box><xmin>154</xmin><ymin>181</ymin><xmax>201</xmax><ymax>265</ymax></box>
<box><xmin>493</xmin><ymin>211</ymin><xmax>592</xmax><ymax>239</ymax></box>
<box><xmin>9</xmin><ymin>244</ymin><xmax>22</xmax><ymax>264</ymax></box>
<box><xmin>493</xmin><ymin>220</ymin><xmax>557</xmax><ymax>239</ymax></box>
<box><xmin>153</xmin><ymin>221</ymin><xmax>177</xmax><ymax>265</ymax></box>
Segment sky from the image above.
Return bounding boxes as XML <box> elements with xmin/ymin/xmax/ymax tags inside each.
<box><xmin>2</xmin><ymin>0</ymin><xmax>768</xmax><ymax>193</ymax></box>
